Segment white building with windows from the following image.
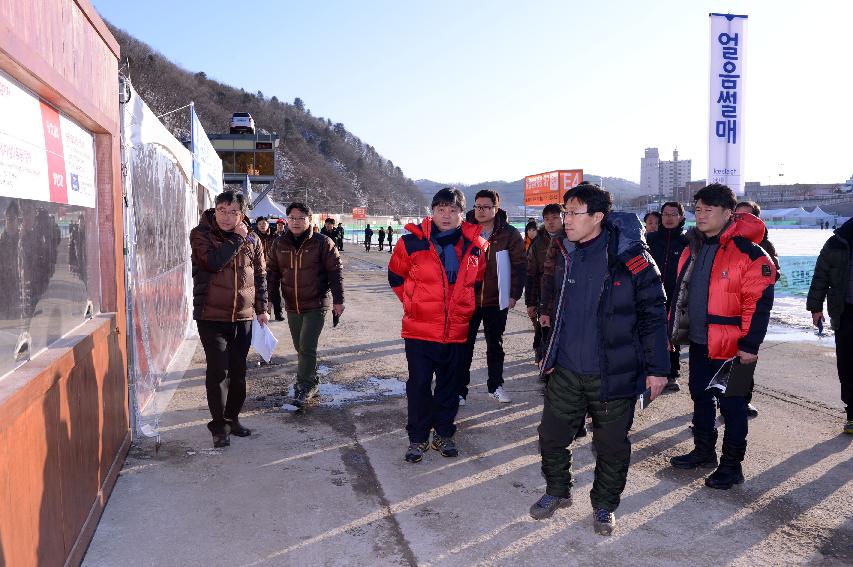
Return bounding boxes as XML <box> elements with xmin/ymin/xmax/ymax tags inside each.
<box><xmin>640</xmin><ymin>148</ymin><xmax>692</xmax><ymax>199</ymax></box>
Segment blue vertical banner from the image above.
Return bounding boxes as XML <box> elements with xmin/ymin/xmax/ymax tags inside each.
<box><xmin>708</xmin><ymin>13</ymin><xmax>747</xmax><ymax>195</ymax></box>
<box><xmin>190</xmin><ymin>103</ymin><xmax>223</xmax><ymax>193</ymax></box>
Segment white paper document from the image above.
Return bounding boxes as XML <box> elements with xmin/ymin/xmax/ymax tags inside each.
<box><xmin>251</xmin><ymin>319</ymin><xmax>278</xmax><ymax>362</ymax></box>
<box><xmin>496</xmin><ymin>249</ymin><xmax>511</xmax><ymax>310</ymax></box>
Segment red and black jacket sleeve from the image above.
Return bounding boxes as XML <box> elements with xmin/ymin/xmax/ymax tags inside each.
<box><xmin>735</xmin><ymin>238</ymin><xmax>776</xmax><ymax>355</ymax></box>
<box><xmin>388</xmin><ymin>239</ymin><xmax>411</xmax><ymax>302</ymax></box>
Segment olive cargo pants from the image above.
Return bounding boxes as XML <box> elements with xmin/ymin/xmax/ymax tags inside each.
<box><xmin>537</xmin><ymin>365</ymin><xmax>636</xmax><ymax>512</ymax></box>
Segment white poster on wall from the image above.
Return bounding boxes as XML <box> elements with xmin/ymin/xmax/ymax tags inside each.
<box><xmin>0</xmin><ymin>69</ymin><xmax>96</xmax><ymax>207</ymax></box>
<box><xmin>708</xmin><ymin>13</ymin><xmax>747</xmax><ymax>195</ymax></box>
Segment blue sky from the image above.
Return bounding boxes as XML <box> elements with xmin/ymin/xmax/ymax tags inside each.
<box><xmin>93</xmin><ymin>0</ymin><xmax>853</xmax><ymax>185</ymax></box>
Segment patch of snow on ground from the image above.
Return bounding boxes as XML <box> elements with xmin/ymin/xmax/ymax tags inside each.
<box><xmin>318</xmin><ymin>377</ymin><xmax>406</xmax><ymax>407</ymax></box>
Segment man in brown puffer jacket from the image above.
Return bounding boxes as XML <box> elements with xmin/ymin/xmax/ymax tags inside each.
<box><xmin>459</xmin><ymin>189</ymin><xmax>527</xmax><ymax>405</ymax></box>
<box><xmin>268</xmin><ymin>202</ymin><xmax>345</xmax><ymax>407</ymax></box>
<box><xmin>190</xmin><ymin>191</ymin><xmax>268</xmax><ymax>447</ymax></box>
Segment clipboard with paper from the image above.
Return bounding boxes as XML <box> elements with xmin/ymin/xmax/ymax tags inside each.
<box><xmin>497</xmin><ymin>250</ymin><xmax>511</xmax><ymax>310</ymax></box>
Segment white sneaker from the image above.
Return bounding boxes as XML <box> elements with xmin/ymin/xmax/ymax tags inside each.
<box><xmin>490</xmin><ymin>386</ymin><xmax>511</xmax><ymax>403</ymax></box>
<box><xmin>458</xmin><ymin>395</ymin><xmax>466</xmax><ymax>407</ymax></box>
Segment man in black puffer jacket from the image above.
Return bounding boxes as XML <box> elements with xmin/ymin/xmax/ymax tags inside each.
<box><xmin>529</xmin><ymin>182</ymin><xmax>669</xmax><ymax>536</ymax></box>
<box><xmin>807</xmin><ymin>217</ymin><xmax>853</xmax><ymax>435</ymax></box>
<box><xmin>647</xmin><ymin>201</ymin><xmax>689</xmax><ymax>392</ymax></box>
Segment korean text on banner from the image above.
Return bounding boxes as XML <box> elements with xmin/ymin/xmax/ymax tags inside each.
<box><xmin>0</xmin><ymin>69</ymin><xmax>96</xmax><ymax>207</ymax></box>
<box><xmin>708</xmin><ymin>13</ymin><xmax>747</xmax><ymax>196</ymax></box>
<box><xmin>191</xmin><ymin>104</ymin><xmax>223</xmax><ymax>194</ymax></box>
<box><xmin>524</xmin><ymin>170</ymin><xmax>582</xmax><ymax>206</ymax></box>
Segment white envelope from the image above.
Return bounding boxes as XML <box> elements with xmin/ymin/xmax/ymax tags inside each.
<box><xmin>251</xmin><ymin>319</ymin><xmax>278</xmax><ymax>362</ymax></box>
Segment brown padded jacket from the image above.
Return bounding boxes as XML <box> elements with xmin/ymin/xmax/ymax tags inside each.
<box><xmin>267</xmin><ymin>231</ymin><xmax>344</xmax><ymax>313</ymax></box>
<box><xmin>190</xmin><ymin>209</ymin><xmax>267</xmax><ymax>321</ymax></box>
<box><xmin>464</xmin><ymin>208</ymin><xmax>527</xmax><ymax>307</ymax></box>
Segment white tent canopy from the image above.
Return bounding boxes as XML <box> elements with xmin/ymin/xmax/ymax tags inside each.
<box><xmin>761</xmin><ymin>207</ymin><xmax>809</xmax><ymax>219</ymax></box>
<box><xmin>250</xmin><ymin>194</ymin><xmax>286</xmax><ymax>219</ymax></box>
<box><xmin>804</xmin><ymin>206</ymin><xmax>834</xmax><ymax>219</ymax></box>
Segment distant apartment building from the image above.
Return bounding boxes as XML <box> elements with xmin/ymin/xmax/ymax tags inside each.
<box><xmin>640</xmin><ymin>148</ymin><xmax>692</xmax><ymax>199</ymax></box>
<box><xmin>640</xmin><ymin>148</ymin><xmax>660</xmax><ymax>194</ymax></box>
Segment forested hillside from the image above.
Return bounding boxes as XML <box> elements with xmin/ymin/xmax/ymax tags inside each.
<box><xmin>107</xmin><ymin>23</ymin><xmax>424</xmax><ymax>215</ymax></box>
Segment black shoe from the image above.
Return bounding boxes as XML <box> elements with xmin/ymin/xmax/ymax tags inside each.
<box><xmin>431</xmin><ymin>434</ymin><xmax>458</xmax><ymax>457</ymax></box>
<box><xmin>212</xmin><ymin>432</ymin><xmax>230</xmax><ymax>448</ymax></box>
<box><xmin>225</xmin><ymin>419</ymin><xmax>251</xmax><ymax>437</ymax></box>
<box><xmin>274</xmin><ymin>314</ymin><xmax>285</xmax><ymax>322</ymax></box>
<box><xmin>529</xmin><ymin>493</ymin><xmax>571</xmax><ymax>520</ymax></box>
<box><xmin>705</xmin><ymin>443</ymin><xmax>746</xmax><ymax>490</ymax></box>
<box><xmin>405</xmin><ymin>441</ymin><xmax>430</xmax><ymax>463</ymax></box>
<box><xmin>664</xmin><ymin>379</ymin><xmax>681</xmax><ymax>392</ymax></box>
<box><xmin>593</xmin><ymin>508</ymin><xmax>616</xmax><ymax>536</ymax></box>
<box><xmin>292</xmin><ymin>384</ymin><xmax>320</xmax><ymax>408</ymax></box>
<box><xmin>671</xmin><ymin>429</ymin><xmax>718</xmax><ymax>469</ymax></box>
<box><xmin>746</xmin><ymin>403</ymin><xmax>759</xmax><ymax>418</ymax></box>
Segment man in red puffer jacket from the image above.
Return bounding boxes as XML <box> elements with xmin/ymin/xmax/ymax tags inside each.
<box><xmin>668</xmin><ymin>183</ymin><xmax>776</xmax><ymax>490</ymax></box>
<box><xmin>388</xmin><ymin>188</ymin><xmax>488</xmax><ymax>463</ymax></box>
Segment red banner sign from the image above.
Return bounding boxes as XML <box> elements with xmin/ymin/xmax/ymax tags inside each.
<box><xmin>524</xmin><ymin>169</ymin><xmax>583</xmax><ymax>206</ymax></box>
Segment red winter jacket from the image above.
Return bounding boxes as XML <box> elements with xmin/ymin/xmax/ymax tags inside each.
<box><xmin>669</xmin><ymin>213</ymin><xmax>776</xmax><ymax>359</ymax></box>
<box><xmin>387</xmin><ymin>219</ymin><xmax>488</xmax><ymax>343</ymax></box>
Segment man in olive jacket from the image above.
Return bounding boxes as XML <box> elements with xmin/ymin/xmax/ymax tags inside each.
<box><xmin>190</xmin><ymin>191</ymin><xmax>268</xmax><ymax>447</ymax></box>
<box><xmin>268</xmin><ymin>202</ymin><xmax>345</xmax><ymax>407</ymax></box>
<box><xmin>459</xmin><ymin>189</ymin><xmax>527</xmax><ymax>404</ymax></box>
<box><xmin>807</xmin><ymin>217</ymin><xmax>853</xmax><ymax>434</ymax></box>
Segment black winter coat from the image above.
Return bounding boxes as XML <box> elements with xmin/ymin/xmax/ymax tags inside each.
<box><xmin>807</xmin><ymin>218</ymin><xmax>853</xmax><ymax>330</ymax></box>
<box><xmin>540</xmin><ymin>212</ymin><xmax>670</xmax><ymax>401</ymax></box>
<box><xmin>647</xmin><ymin>224</ymin><xmax>688</xmax><ymax>305</ymax></box>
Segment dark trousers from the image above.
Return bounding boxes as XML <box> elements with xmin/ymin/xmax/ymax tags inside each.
<box><xmin>837</xmin><ymin>304</ymin><xmax>853</xmax><ymax>420</ymax></box>
<box><xmin>688</xmin><ymin>342</ymin><xmax>748</xmax><ymax>447</ymax></box>
<box><xmin>387</xmin><ymin>236</ymin><xmax>392</xmax><ymax>250</ymax></box>
<box><xmin>669</xmin><ymin>348</ymin><xmax>681</xmax><ymax>380</ymax></box>
<box><xmin>404</xmin><ymin>339</ymin><xmax>464</xmax><ymax>443</ymax></box>
<box><xmin>364</xmin><ymin>237</ymin><xmax>372</xmax><ymax>251</ymax></box>
<box><xmin>287</xmin><ymin>309</ymin><xmax>326</xmax><ymax>390</ymax></box>
<box><xmin>197</xmin><ymin>320</ymin><xmax>253</xmax><ymax>433</ymax></box>
<box><xmin>378</xmin><ymin>239</ymin><xmax>385</xmax><ymax>251</ymax></box>
<box><xmin>460</xmin><ymin>305</ymin><xmax>509</xmax><ymax>397</ymax></box>
<box><xmin>537</xmin><ymin>366</ymin><xmax>635</xmax><ymax>511</ymax></box>
<box><xmin>268</xmin><ymin>274</ymin><xmax>282</xmax><ymax>316</ymax></box>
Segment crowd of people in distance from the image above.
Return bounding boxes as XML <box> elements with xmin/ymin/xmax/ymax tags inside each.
<box><xmin>188</xmin><ymin>183</ymin><xmax>853</xmax><ymax>536</ymax></box>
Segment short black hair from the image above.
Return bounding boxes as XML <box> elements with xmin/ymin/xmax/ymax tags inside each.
<box><xmin>474</xmin><ymin>189</ymin><xmax>500</xmax><ymax>206</ymax></box>
<box><xmin>214</xmin><ymin>191</ymin><xmax>248</xmax><ymax>214</ymax></box>
<box><xmin>324</xmin><ymin>217</ymin><xmax>336</xmax><ymax>224</ymax></box>
<box><xmin>286</xmin><ymin>202</ymin><xmax>311</xmax><ymax>216</ymax></box>
<box><xmin>694</xmin><ymin>183</ymin><xmax>737</xmax><ymax>210</ymax></box>
<box><xmin>525</xmin><ymin>220</ymin><xmax>538</xmax><ymax>233</ymax></box>
<box><xmin>431</xmin><ymin>187</ymin><xmax>466</xmax><ymax>211</ymax></box>
<box><xmin>256</xmin><ymin>216</ymin><xmax>268</xmax><ymax>222</ymax></box>
<box><xmin>736</xmin><ymin>200</ymin><xmax>761</xmax><ymax>217</ymax></box>
<box><xmin>542</xmin><ymin>203</ymin><xmax>562</xmax><ymax>217</ymax></box>
<box><xmin>562</xmin><ymin>181</ymin><xmax>612</xmax><ymax>217</ymax></box>
<box><xmin>644</xmin><ymin>211</ymin><xmax>662</xmax><ymax>223</ymax></box>
<box><xmin>660</xmin><ymin>201</ymin><xmax>684</xmax><ymax>216</ymax></box>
